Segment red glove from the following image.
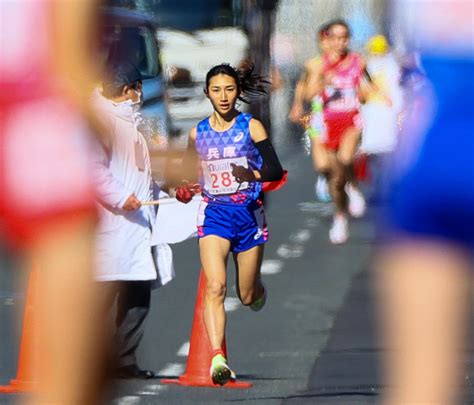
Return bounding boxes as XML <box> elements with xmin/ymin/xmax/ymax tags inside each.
<box><xmin>175</xmin><ymin>182</ymin><xmax>201</xmax><ymax>204</ymax></box>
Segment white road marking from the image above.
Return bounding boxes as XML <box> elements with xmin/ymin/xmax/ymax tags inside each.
<box><xmin>277</xmin><ymin>244</ymin><xmax>304</xmax><ymax>259</ymax></box>
<box><xmin>258</xmin><ymin>350</ymin><xmax>320</xmax><ymax>358</ymax></box>
<box><xmin>177</xmin><ymin>341</ymin><xmax>190</xmax><ymax>357</ymax></box>
<box><xmin>224</xmin><ymin>297</ymin><xmax>241</xmax><ymax>312</ymax></box>
<box><xmin>137</xmin><ymin>384</ymin><xmax>168</xmax><ymax>395</ymax></box>
<box><xmin>298</xmin><ymin>201</ymin><xmax>334</xmax><ymax>217</ymax></box>
<box><xmin>305</xmin><ymin>217</ymin><xmax>321</xmax><ymax>228</ymax></box>
<box><xmin>261</xmin><ymin>259</ymin><xmax>283</xmax><ymax>275</ymax></box>
<box><xmin>289</xmin><ymin>229</ymin><xmax>311</xmax><ymax>243</ymax></box>
<box><xmin>157</xmin><ymin>362</ymin><xmax>185</xmax><ymax>377</ymax></box>
<box><xmin>113</xmin><ymin>396</ymin><xmax>141</xmax><ymax>405</ymax></box>
<box><xmin>144</xmin><ymin>383</ymin><xmax>166</xmax><ymax>392</ymax></box>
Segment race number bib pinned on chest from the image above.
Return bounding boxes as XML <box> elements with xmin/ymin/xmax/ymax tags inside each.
<box><xmin>134</xmin><ymin>141</ymin><xmax>145</xmax><ymax>171</ymax></box>
<box><xmin>202</xmin><ymin>156</ymin><xmax>249</xmax><ymax>195</ymax></box>
<box><xmin>326</xmin><ymin>87</ymin><xmax>358</xmax><ymax>111</ymax></box>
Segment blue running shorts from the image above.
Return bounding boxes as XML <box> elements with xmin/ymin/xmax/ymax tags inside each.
<box><xmin>197</xmin><ymin>201</ymin><xmax>268</xmax><ymax>253</ymax></box>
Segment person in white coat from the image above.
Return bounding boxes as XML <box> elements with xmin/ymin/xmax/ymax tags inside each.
<box><xmin>92</xmin><ymin>61</ymin><xmax>158</xmax><ymax>379</ymax></box>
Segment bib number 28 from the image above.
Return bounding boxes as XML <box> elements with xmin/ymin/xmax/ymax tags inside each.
<box><xmin>202</xmin><ymin>156</ymin><xmax>249</xmax><ymax>195</ymax></box>
<box><xmin>211</xmin><ymin>172</ymin><xmax>233</xmax><ymax>189</ymax></box>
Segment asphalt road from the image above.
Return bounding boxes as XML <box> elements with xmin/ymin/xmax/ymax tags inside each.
<box><xmin>1</xmin><ymin>131</ymin><xmax>472</xmax><ymax>405</ymax></box>
<box><xmin>0</xmin><ymin>136</ymin><xmax>371</xmax><ymax>404</ymax></box>
<box><xmin>105</xmin><ymin>137</ymin><xmax>379</xmax><ymax>404</ymax></box>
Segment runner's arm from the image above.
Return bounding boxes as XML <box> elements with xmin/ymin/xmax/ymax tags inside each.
<box><xmin>303</xmin><ymin>60</ymin><xmax>324</xmax><ymax>102</ymax></box>
<box><xmin>248</xmin><ymin>119</ymin><xmax>284</xmax><ymax>182</ymax></box>
<box><xmin>288</xmin><ymin>66</ymin><xmax>309</xmax><ymax>123</ymax></box>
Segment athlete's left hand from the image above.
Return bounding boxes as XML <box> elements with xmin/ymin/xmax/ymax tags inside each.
<box><xmin>231</xmin><ymin>164</ymin><xmax>256</xmax><ymax>183</ymax></box>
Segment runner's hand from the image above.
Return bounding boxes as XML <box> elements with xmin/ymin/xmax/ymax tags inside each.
<box><xmin>288</xmin><ymin>103</ymin><xmax>303</xmax><ymax>123</ymax></box>
<box><xmin>175</xmin><ymin>181</ymin><xmax>201</xmax><ymax>204</ymax></box>
<box><xmin>231</xmin><ymin>164</ymin><xmax>256</xmax><ymax>183</ymax></box>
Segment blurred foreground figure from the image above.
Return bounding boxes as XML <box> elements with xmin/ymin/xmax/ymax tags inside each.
<box><xmin>377</xmin><ymin>1</ymin><xmax>474</xmax><ymax>404</ymax></box>
<box><xmin>1</xmin><ymin>1</ymin><xmax>104</xmax><ymax>404</ymax></box>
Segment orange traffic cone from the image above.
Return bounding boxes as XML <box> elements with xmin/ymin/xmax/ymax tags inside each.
<box><xmin>162</xmin><ymin>271</ymin><xmax>252</xmax><ymax>388</ymax></box>
<box><xmin>0</xmin><ymin>266</ymin><xmax>38</xmax><ymax>393</ymax></box>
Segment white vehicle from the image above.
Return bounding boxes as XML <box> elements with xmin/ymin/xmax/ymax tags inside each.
<box><xmin>158</xmin><ymin>27</ymin><xmax>249</xmax><ymax>85</ymax></box>
<box><xmin>154</xmin><ymin>0</ymin><xmax>250</xmax><ymax>135</ymax></box>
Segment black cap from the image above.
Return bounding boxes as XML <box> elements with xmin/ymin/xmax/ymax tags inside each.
<box><xmin>102</xmin><ymin>60</ymin><xmax>142</xmax><ymax>95</ymax></box>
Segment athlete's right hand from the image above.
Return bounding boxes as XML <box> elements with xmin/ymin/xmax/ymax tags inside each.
<box><xmin>175</xmin><ymin>181</ymin><xmax>201</xmax><ymax>204</ymax></box>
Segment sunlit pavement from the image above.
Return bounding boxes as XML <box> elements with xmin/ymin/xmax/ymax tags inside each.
<box><xmin>2</xmin><ymin>135</ymin><xmax>473</xmax><ymax>405</ymax></box>
<box><xmin>105</xmin><ymin>135</ymin><xmax>378</xmax><ymax>404</ymax></box>
<box><xmin>2</xmin><ymin>50</ymin><xmax>473</xmax><ymax>405</ymax></box>
<box><xmin>0</xmin><ymin>132</ymin><xmax>372</xmax><ymax>404</ymax></box>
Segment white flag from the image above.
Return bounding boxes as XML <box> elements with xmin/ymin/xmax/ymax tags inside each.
<box><xmin>150</xmin><ymin>194</ymin><xmax>201</xmax><ymax>245</ymax></box>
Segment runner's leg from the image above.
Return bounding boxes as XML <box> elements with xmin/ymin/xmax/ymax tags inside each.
<box><xmin>233</xmin><ymin>244</ymin><xmax>265</xmax><ymax>306</ymax></box>
<box><xmin>199</xmin><ymin>235</ymin><xmax>231</xmax><ymax>351</ymax></box>
<box><xmin>200</xmin><ymin>235</ymin><xmax>235</xmax><ymax>385</ymax></box>
<box><xmin>338</xmin><ymin>126</ymin><xmax>366</xmax><ymax>217</ymax></box>
<box><xmin>311</xmin><ymin>137</ymin><xmax>330</xmax><ymax>173</ymax></box>
<box><xmin>337</xmin><ymin>126</ymin><xmax>361</xmax><ymax>183</ymax></box>
<box><xmin>376</xmin><ymin>242</ymin><xmax>470</xmax><ymax>404</ymax></box>
<box><xmin>326</xmin><ymin>151</ymin><xmax>347</xmax><ymax>214</ymax></box>
<box><xmin>311</xmin><ymin>136</ymin><xmax>331</xmax><ymax>202</ymax></box>
<box><xmin>34</xmin><ymin>218</ymin><xmax>104</xmax><ymax>404</ymax></box>
<box><xmin>326</xmin><ymin>151</ymin><xmax>350</xmax><ymax>243</ymax></box>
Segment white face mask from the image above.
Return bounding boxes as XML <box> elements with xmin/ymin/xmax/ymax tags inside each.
<box><xmin>114</xmin><ymin>91</ymin><xmax>143</xmax><ymax>116</ymax></box>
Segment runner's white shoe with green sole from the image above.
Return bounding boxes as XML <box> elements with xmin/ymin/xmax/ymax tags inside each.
<box><xmin>210</xmin><ymin>354</ymin><xmax>234</xmax><ymax>386</ymax></box>
<box><xmin>250</xmin><ymin>285</ymin><xmax>267</xmax><ymax>312</ymax></box>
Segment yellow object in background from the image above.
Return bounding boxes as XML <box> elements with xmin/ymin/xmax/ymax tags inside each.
<box><xmin>367</xmin><ymin>35</ymin><xmax>389</xmax><ymax>55</ymax></box>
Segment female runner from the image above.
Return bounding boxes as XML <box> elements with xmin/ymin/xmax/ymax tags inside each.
<box><xmin>176</xmin><ymin>63</ymin><xmax>284</xmax><ymax>385</ymax></box>
<box><xmin>304</xmin><ymin>19</ymin><xmax>370</xmax><ymax>243</ymax></box>
<box><xmin>289</xmin><ymin>23</ymin><xmax>332</xmax><ymax>202</ymax></box>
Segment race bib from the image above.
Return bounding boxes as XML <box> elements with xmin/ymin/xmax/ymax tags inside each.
<box><xmin>202</xmin><ymin>156</ymin><xmax>249</xmax><ymax>195</ymax></box>
<box><xmin>326</xmin><ymin>87</ymin><xmax>359</xmax><ymax>111</ymax></box>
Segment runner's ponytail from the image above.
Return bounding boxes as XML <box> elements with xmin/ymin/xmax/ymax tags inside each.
<box><xmin>205</xmin><ymin>63</ymin><xmax>270</xmax><ymax>104</ymax></box>
<box><xmin>236</xmin><ymin>63</ymin><xmax>270</xmax><ymax>103</ymax></box>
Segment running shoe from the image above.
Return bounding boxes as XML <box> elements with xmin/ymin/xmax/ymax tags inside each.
<box><xmin>210</xmin><ymin>354</ymin><xmax>233</xmax><ymax>386</ymax></box>
<box><xmin>250</xmin><ymin>285</ymin><xmax>267</xmax><ymax>312</ymax></box>
<box><xmin>346</xmin><ymin>183</ymin><xmax>366</xmax><ymax>218</ymax></box>
<box><xmin>329</xmin><ymin>215</ymin><xmax>349</xmax><ymax>244</ymax></box>
<box><xmin>315</xmin><ymin>175</ymin><xmax>331</xmax><ymax>202</ymax></box>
